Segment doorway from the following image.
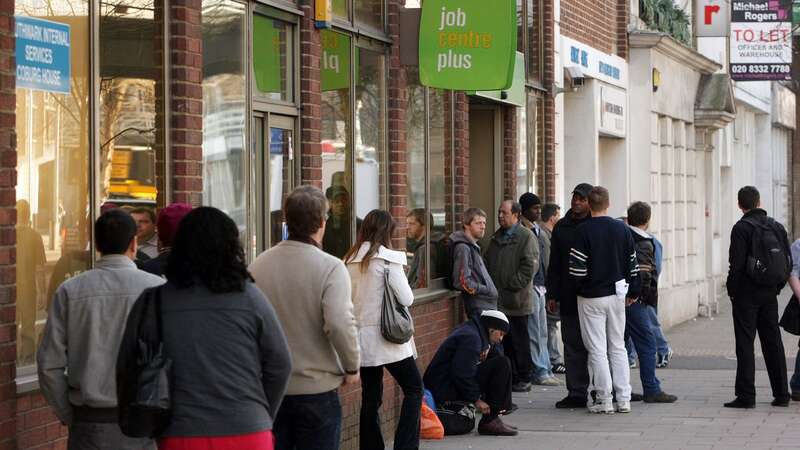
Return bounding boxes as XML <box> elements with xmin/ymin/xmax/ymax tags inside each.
<box><xmin>252</xmin><ymin>112</ymin><xmax>295</xmax><ymax>253</ymax></box>
<box><xmin>468</xmin><ymin>105</ymin><xmax>502</xmax><ymax>247</ymax></box>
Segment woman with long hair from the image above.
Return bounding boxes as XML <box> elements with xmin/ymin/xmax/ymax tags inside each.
<box><xmin>117</xmin><ymin>207</ymin><xmax>292</xmax><ymax>450</ymax></box>
<box><xmin>343</xmin><ymin>209</ymin><xmax>422</xmax><ymax>450</ymax></box>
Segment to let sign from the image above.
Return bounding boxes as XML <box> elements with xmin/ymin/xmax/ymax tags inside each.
<box><xmin>729</xmin><ymin>0</ymin><xmax>792</xmax><ymax>81</ymax></box>
<box><xmin>418</xmin><ymin>0</ymin><xmax>516</xmax><ymax>90</ymax></box>
<box><xmin>16</xmin><ymin>16</ymin><xmax>71</xmax><ymax>94</ymax></box>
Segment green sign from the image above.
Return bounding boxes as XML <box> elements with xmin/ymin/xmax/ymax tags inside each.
<box><xmin>253</xmin><ymin>15</ymin><xmax>282</xmax><ymax>94</ymax></box>
<box><xmin>471</xmin><ymin>52</ymin><xmax>525</xmax><ymax>106</ymax></box>
<box><xmin>321</xmin><ymin>30</ymin><xmax>350</xmax><ymax>91</ymax></box>
<box><xmin>418</xmin><ymin>0</ymin><xmax>516</xmax><ymax>90</ymax></box>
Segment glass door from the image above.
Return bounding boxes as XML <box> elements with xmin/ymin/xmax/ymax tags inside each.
<box><xmin>253</xmin><ymin>113</ymin><xmax>295</xmax><ymax>252</ymax></box>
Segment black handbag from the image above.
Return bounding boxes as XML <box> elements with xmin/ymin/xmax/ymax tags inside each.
<box><xmin>380</xmin><ymin>261</ymin><xmax>414</xmax><ymax>344</ymax></box>
<box><xmin>779</xmin><ymin>295</ymin><xmax>800</xmax><ymax>336</ymax></box>
<box><xmin>120</xmin><ymin>287</ymin><xmax>173</xmax><ymax>437</ymax></box>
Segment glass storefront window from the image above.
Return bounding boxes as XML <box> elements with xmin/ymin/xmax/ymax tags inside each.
<box><xmin>405</xmin><ymin>67</ymin><xmax>426</xmax><ymax>288</ymax></box>
<box><xmin>202</xmin><ymin>0</ymin><xmax>247</xmax><ymax>235</ymax></box>
<box><xmin>527</xmin><ymin>0</ymin><xmax>542</xmax><ymax>82</ymax></box>
<box><xmin>428</xmin><ymin>89</ymin><xmax>450</xmax><ymax>284</ymax></box>
<box><xmin>99</xmin><ymin>0</ymin><xmax>162</xmax><ymax>208</ymax></box>
<box><xmin>321</xmin><ymin>30</ymin><xmax>353</xmax><ymax>259</ymax></box>
<box><xmin>333</xmin><ymin>0</ymin><xmax>348</xmax><ymax>19</ymax></box>
<box><xmin>15</xmin><ymin>0</ymin><xmax>91</xmax><ymax>366</ymax></box>
<box><xmin>355</xmin><ymin>0</ymin><xmax>384</xmax><ymax>31</ymax></box>
<box><xmin>253</xmin><ymin>14</ymin><xmax>294</xmax><ymax>102</ymax></box>
<box><xmin>516</xmin><ymin>103</ymin><xmax>529</xmax><ymax>199</ymax></box>
<box><xmin>354</xmin><ymin>47</ymin><xmax>386</xmax><ymax>218</ymax></box>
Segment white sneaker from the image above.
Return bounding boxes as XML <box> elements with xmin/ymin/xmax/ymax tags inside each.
<box><xmin>588</xmin><ymin>401</ymin><xmax>614</xmax><ymax>414</ymax></box>
<box><xmin>615</xmin><ymin>401</ymin><xmax>631</xmax><ymax>413</ymax></box>
<box><xmin>534</xmin><ymin>376</ymin><xmax>562</xmax><ymax>386</ymax></box>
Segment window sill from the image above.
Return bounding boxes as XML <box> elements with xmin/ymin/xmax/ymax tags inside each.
<box><xmin>16</xmin><ymin>372</ymin><xmax>40</xmax><ymax>395</ymax></box>
<box><xmin>411</xmin><ymin>287</ymin><xmax>459</xmax><ymax>307</ymax></box>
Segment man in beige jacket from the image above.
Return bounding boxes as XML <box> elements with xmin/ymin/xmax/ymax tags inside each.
<box><xmin>249</xmin><ymin>185</ymin><xmax>360</xmax><ymax>450</ymax></box>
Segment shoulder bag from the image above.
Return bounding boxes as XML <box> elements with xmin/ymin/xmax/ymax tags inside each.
<box><xmin>380</xmin><ymin>260</ymin><xmax>414</xmax><ymax>344</ymax></box>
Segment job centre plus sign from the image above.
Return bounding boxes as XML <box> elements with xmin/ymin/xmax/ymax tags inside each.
<box><xmin>419</xmin><ymin>0</ymin><xmax>516</xmax><ymax>91</ymax></box>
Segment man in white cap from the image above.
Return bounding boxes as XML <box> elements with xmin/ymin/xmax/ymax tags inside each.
<box><xmin>423</xmin><ymin>310</ymin><xmax>517</xmax><ymax>436</ymax></box>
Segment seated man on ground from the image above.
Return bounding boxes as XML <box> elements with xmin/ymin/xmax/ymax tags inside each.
<box><xmin>423</xmin><ymin>310</ymin><xmax>517</xmax><ymax>436</ymax></box>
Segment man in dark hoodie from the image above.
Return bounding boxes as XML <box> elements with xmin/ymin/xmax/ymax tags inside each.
<box><xmin>423</xmin><ymin>310</ymin><xmax>516</xmax><ymax>436</ymax></box>
<box><xmin>725</xmin><ymin>186</ymin><xmax>790</xmax><ymax>409</ymax></box>
<box><xmin>546</xmin><ymin>183</ymin><xmax>593</xmax><ymax>408</ymax></box>
<box><xmin>450</xmin><ymin>208</ymin><xmax>498</xmax><ymax>318</ymax></box>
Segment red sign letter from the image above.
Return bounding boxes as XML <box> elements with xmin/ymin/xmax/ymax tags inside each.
<box><xmin>704</xmin><ymin>4</ymin><xmax>720</xmax><ymax>25</ymax></box>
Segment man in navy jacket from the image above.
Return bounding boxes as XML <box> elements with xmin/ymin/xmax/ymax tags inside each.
<box><xmin>424</xmin><ymin>311</ymin><xmax>516</xmax><ymax>436</ymax></box>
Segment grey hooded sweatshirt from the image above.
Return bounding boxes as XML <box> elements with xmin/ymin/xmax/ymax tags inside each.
<box><xmin>449</xmin><ymin>230</ymin><xmax>498</xmax><ymax>315</ymax></box>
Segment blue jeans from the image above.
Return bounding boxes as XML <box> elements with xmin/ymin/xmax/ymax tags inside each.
<box><xmin>626</xmin><ymin>301</ymin><xmax>662</xmax><ymax>396</ymax></box>
<box><xmin>791</xmin><ymin>346</ymin><xmax>800</xmax><ymax>395</ymax></box>
<box><xmin>274</xmin><ymin>390</ymin><xmax>342</xmax><ymax>450</ymax></box>
<box><xmin>646</xmin><ymin>305</ymin><xmax>670</xmax><ymax>356</ymax></box>
<box><xmin>528</xmin><ymin>287</ymin><xmax>554</xmax><ymax>381</ymax></box>
<box><xmin>626</xmin><ymin>334</ymin><xmax>638</xmax><ymax>362</ymax></box>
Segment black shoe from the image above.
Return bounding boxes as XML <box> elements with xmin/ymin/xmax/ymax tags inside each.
<box><xmin>724</xmin><ymin>398</ymin><xmax>755</xmax><ymax>409</ymax></box>
<box><xmin>792</xmin><ymin>392</ymin><xmax>800</xmax><ymax>402</ymax></box>
<box><xmin>643</xmin><ymin>392</ymin><xmax>677</xmax><ymax>403</ymax></box>
<box><xmin>555</xmin><ymin>396</ymin><xmax>587</xmax><ymax>409</ymax></box>
<box><xmin>512</xmin><ymin>381</ymin><xmax>532</xmax><ymax>392</ymax></box>
<box><xmin>772</xmin><ymin>397</ymin><xmax>790</xmax><ymax>407</ymax></box>
<box><xmin>477</xmin><ymin>417</ymin><xmax>518</xmax><ymax>436</ymax></box>
<box><xmin>552</xmin><ymin>363</ymin><xmax>567</xmax><ymax>374</ymax></box>
<box><xmin>630</xmin><ymin>393</ymin><xmax>643</xmax><ymax>402</ymax></box>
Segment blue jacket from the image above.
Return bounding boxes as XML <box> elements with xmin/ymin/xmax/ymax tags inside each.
<box><xmin>423</xmin><ymin>317</ymin><xmax>489</xmax><ymax>404</ymax></box>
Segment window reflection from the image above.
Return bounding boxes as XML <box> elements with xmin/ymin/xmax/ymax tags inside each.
<box><xmin>354</xmin><ymin>47</ymin><xmax>386</xmax><ymax>218</ymax></box>
<box><xmin>405</xmin><ymin>67</ymin><xmax>426</xmax><ymax>287</ymax></box>
<box><xmin>321</xmin><ymin>30</ymin><xmax>353</xmax><ymax>258</ymax></box>
<box><xmin>202</xmin><ymin>0</ymin><xmax>247</xmax><ymax>235</ymax></box>
<box><xmin>15</xmin><ymin>0</ymin><xmax>91</xmax><ymax>366</ymax></box>
<box><xmin>429</xmin><ymin>89</ymin><xmax>450</xmax><ymax>283</ymax></box>
<box><xmin>355</xmin><ymin>0</ymin><xmax>383</xmax><ymax>30</ymax></box>
<box><xmin>516</xmin><ymin>102</ymin><xmax>529</xmax><ymax>199</ymax></box>
<box><xmin>268</xmin><ymin>126</ymin><xmax>293</xmax><ymax>247</ymax></box>
<box><xmin>99</xmin><ymin>0</ymin><xmax>160</xmax><ymax>208</ymax></box>
<box><xmin>253</xmin><ymin>15</ymin><xmax>293</xmax><ymax>102</ymax></box>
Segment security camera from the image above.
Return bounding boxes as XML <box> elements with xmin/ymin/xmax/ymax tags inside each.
<box><xmin>565</xmin><ymin>66</ymin><xmax>585</xmax><ymax>89</ymax></box>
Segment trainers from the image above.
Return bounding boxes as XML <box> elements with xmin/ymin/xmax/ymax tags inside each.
<box><xmin>533</xmin><ymin>376</ymin><xmax>561</xmax><ymax>386</ymax></box>
<box><xmin>512</xmin><ymin>381</ymin><xmax>532</xmax><ymax>392</ymax></box>
<box><xmin>615</xmin><ymin>401</ymin><xmax>631</xmax><ymax>413</ymax></box>
<box><xmin>555</xmin><ymin>396</ymin><xmax>587</xmax><ymax>409</ymax></box>
<box><xmin>588</xmin><ymin>400</ymin><xmax>614</xmax><ymax>414</ymax></box>
<box><xmin>643</xmin><ymin>392</ymin><xmax>678</xmax><ymax>403</ymax></box>
<box><xmin>478</xmin><ymin>417</ymin><xmax>518</xmax><ymax>436</ymax></box>
<box><xmin>552</xmin><ymin>363</ymin><xmax>567</xmax><ymax>374</ymax></box>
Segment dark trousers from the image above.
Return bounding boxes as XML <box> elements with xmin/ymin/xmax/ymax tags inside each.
<box><xmin>503</xmin><ymin>315</ymin><xmax>533</xmax><ymax>383</ymax></box>
<box><xmin>68</xmin><ymin>422</ymin><xmax>154</xmax><ymax>450</ymax></box>
<box><xmin>561</xmin><ymin>313</ymin><xmax>590</xmax><ymax>399</ymax></box>
<box><xmin>360</xmin><ymin>357</ymin><xmax>423</xmax><ymax>450</ymax></box>
<box><xmin>476</xmin><ymin>354</ymin><xmax>513</xmax><ymax>422</ymax></box>
<box><xmin>274</xmin><ymin>390</ymin><xmax>342</xmax><ymax>450</ymax></box>
<box><xmin>731</xmin><ymin>295</ymin><xmax>789</xmax><ymax>402</ymax></box>
<box><xmin>626</xmin><ymin>301</ymin><xmax>662</xmax><ymax>396</ymax></box>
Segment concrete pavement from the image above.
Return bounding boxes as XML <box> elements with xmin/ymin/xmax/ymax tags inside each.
<box><xmin>421</xmin><ymin>292</ymin><xmax>800</xmax><ymax>450</ymax></box>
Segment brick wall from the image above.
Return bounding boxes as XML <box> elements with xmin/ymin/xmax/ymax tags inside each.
<box><xmin>0</xmin><ymin>3</ymin><xmax>15</xmax><ymax>448</ymax></box>
<box><xmin>560</xmin><ymin>0</ymin><xmax>627</xmax><ymax>58</ymax></box>
<box><xmin>387</xmin><ymin>0</ymin><xmax>407</xmax><ymax>248</ymax></box>
<box><xmin>542</xmin><ymin>0</ymin><xmax>556</xmax><ymax>202</ymax></box>
<box><xmin>17</xmin><ymin>393</ymin><xmax>66</xmax><ymax>449</ymax></box>
<box><xmin>503</xmin><ymin>106</ymin><xmax>518</xmax><ymax>200</ymax></box>
<box><xmin>299</xmin><ymin>1</ymin><xmax>323</xmax><ymax>188</ymax></box>
<box><xmin>170</xmin><ymin>0</ymin><xmax>204</xmax><ymax>206</ymax></box>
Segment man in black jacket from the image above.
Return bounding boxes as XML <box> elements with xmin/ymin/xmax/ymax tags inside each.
<box><xmin>546</xmin><ymin>183</ymin><xmax>593</xmax><ymax>408</ymax></box>
<box><xmin>423</xmin><ymin>311</ymin><xmax>516</xmax><ymax>436</ymax></box>
<box><xmin>725</xmin><ymin>186</ymin><xmax>790</xmax><ymax>408</ymax></box>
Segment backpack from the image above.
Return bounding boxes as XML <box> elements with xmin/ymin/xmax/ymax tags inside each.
<box><xmin>743</xmin><ymin>217</ymin><xmax>791</xmax><ymax>287</ymax></box>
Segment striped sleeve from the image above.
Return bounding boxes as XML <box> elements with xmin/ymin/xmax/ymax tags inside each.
<box><xmin>569</xmin><ymin>247</ymin><xmax>588</xmax><ymax>278</ymax></box>
<box><xmin>628</xmin><ymin>251</ymin><xmax>639</xmax><ymax>279</ymax></box>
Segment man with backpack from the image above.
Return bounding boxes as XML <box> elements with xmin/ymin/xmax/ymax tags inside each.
<box><xmin>450</xmin><ymin>208</ymin><xmax>498</xmax><ymax>319</ymax></box>
<box><xmin>725</xmin><ymin>186</ymin><xmax>791</xmax><ymax>409</ymax></box>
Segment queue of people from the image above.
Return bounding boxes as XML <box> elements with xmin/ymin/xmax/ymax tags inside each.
<box><xmin>33</xmin><ymin>181</ymin><xmax>799</xmax><ymax>450</ymax></box>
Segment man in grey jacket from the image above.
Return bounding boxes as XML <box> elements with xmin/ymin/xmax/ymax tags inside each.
<box><xmin>450</xmin><ymin>207</ymin><xmax>498</xmax><ymax>319</ymax></box>
<box><xmin>38</xmin><ymin>209</ymin><xmax>165</xmax><ymax>449</ymax></box>
<box><xmin>485</xmin><ymin>200</ymin><xmax>538</xmax><ymax>392</ymax></box>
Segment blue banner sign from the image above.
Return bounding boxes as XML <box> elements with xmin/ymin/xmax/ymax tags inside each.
<box><xmin>15</xmin><ymin>16</ymin><xmax>71</xmax><ymax>94</ymax></box>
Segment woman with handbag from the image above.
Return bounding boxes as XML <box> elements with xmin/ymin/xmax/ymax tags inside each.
<box><xmin>344</xmin><ymin>210</ymin><xmax>423</xmax><ymax>450</ymax></box>
<box><xmin>117</xmin><ymin>207</ymin><xmax>292</xmax><ymax>450</ymax></box>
